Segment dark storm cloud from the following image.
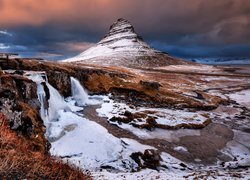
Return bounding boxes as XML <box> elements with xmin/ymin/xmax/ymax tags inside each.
<box><xmin>0</xmin><ymin>0</ymin><xmax>250</xmax><ymax>59</ymax></box>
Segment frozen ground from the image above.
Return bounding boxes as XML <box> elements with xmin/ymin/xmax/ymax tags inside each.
<box><xmin>47</xmin><ymin>93</ymin><xmax>250</xmax><ymax>179</ymax></box>
<box><xmin>49</xmin><ymin>109</ymin><xmax>155</xmax><ymax>171</ymax></box>
<box><xmin>228</xmin><ymin>89</ymin><xmax>250</xmax><ymax>109</ymax></box>
<box><xmin>44</xmin><ymin>93</ymin><xmax>189</xmax><ymax>171</ymax></box>
<box><xmin>28</xmin><ymin>73</ymin><xmax>249</xmax><ymax>179</ymax></box>
<box><xmin>46</xmin><ymin>98</ymin><xmax>196</xmax><ymax>178</ymax></box>
<box><xmin>96</xmin><ymin>96</ymin><xmax>210</xmax><ymax>130</ymax></box>
<box><xmin>222</xmin><ymin>130</ymin><xmax>250</xmax><ymax>169</ymax></box>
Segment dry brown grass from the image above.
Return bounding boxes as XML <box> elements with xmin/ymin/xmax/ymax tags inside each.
<box><xmin>0</xmin><ymin>113</ymin><xmax>91</xmax><ymax>179</ymax></box>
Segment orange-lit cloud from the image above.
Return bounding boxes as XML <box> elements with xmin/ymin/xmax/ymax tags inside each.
<box><xmin>0</xmin><ymin>0</ymin><xmax>73</xmax><ymax>26</ymax></box>
<box><xmin>0</xmin><ymin>0</ymin><xmax>127</xmax><ymax>27</ymax></box>
<box><xmin>1</xmin><ymin>0</ymin><xmax>249</xmax><ymax>38</ymax></box>
<box><xmin>0</xmin><ymin>0</ymin><xmax>250</xmax><ymax>59</ymax></box>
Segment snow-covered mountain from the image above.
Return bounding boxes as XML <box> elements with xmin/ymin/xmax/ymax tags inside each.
<box><xmin>62</xmin><ymin>18</ymin><xmax>190</xmax><ymax>67</ymax></box>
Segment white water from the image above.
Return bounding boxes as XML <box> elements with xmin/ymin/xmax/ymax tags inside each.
<box><xmin>37</xmin><ymin>83</ymin><xmax>47</xmax><ymax>120</ymax></box>
<box><xmin>46</xmin><ymin>83</ymin><xmax>70</xmax><ymax>121</ymax></box>
<box><xmin>70</xmin><ymin>77</ymin><xmax>89</xmax><ymax>106</ymax></box>
<box><xmin>26</xmin><ymin>73</ymin><xmax>48</xmax><ymax>121</ymax></box>
<box><xmin>27</xmin><ymin>72</ymin><xmax>71</xmax><ymax>121</ymax></box>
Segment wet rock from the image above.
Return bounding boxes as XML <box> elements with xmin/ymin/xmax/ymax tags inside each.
<box><xmin>123</xmin><ymin>110</ymin><xmax>134</xmax><ymax>119</ymax></box>
<box><xmin>47</xmin><ymin>71</ymin><xmax>71</xmax><ymax>97</ymax></box>
<box><xmin>14</xmin><ymin>70</ymin><xmax>24</xmax><ymax>75</ymax></box>
<box><xmin>110</xmin><ymin>116</ymin><xmax>132</xmax><ymax>124</ymax></box>
<box><xmin>130</xmin><ymin>149</ymin><xmax>162</xmax><ymax>170</ymax></box>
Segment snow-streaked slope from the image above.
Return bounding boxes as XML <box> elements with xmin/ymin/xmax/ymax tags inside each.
<box><xmin>62</xmin><ymin>18</ymin><xmax>189</xmax><ymax>67</ymax></box>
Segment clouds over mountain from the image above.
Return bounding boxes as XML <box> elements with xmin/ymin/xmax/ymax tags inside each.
<box><xmin>0</xmin><ymin>0</ymin><xmax>249</xmax><ymax>59</ymax></box>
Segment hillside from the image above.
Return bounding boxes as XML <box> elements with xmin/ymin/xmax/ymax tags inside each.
<box><xmin>62</xmin><ymin>18</ymin><xmax>191</xmax><ymax>68</ymax></box>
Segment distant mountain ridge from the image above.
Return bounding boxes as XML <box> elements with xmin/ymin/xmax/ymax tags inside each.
<box><xmin>62</xmin><ymin>18</ymin><xmax>191</xmax><ymax>67</ymax></box>
<box><xmin>189</xmin><ymin>57</ymin><xmax>250</xmax><ymax>65</ymax></box>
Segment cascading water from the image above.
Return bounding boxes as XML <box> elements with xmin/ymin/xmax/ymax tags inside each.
<box><xmin>26</xmin><ymin>71</ymin><xmax>70</xmax><ymax>122</ymax></box>
<box><xmin>70</xmin><ymin>77</ymin><xmax>89</xmax><ymax>106</ymax></box>
<box><xmin>37</xmin><ymin>83</ymin><xmax>47</xmax><ymax>120</ymax></box>
<box><xmin>26</xmin><ymin>73</ymin><xmax>48</xmax><ymax>121</ymax></box>
<box><xmin>46</xmin><ymin>83</ymin><xmax>70</xmax><ymax>121</ymax></box>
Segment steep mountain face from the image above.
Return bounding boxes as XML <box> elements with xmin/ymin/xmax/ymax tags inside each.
<box><xmin>62</xmin><ymin>18</ymin><xmax>190</xmax><ymax>67</ymax></box>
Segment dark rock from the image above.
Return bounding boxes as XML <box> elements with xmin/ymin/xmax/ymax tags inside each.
<box><xmin>123</xmin><ymin>110</ymin><xmax>134</xmax><ymax>119</ymax></box>
<box><xmin>130</xmin><ymin>152</ymin><xmax>144</xmax><ymax>169</ymax></box>
<box><xmin>14</xmin><ymin>70</ymin><xmax>24</xmax><ymax>75</ymax></box>
<box><xmin>47</xmin><ymin>71</ymin><xmax>71</xmax><ymax>97</ymax></box>
<box><xmin>146</xmin><ymin>116</ymin><xmax>157</xmax><ymax>126</ymax></box>
<box><xmin>143</xmin><ymin>149</ymin><xmax>162</xmax><ymax>169</ymax></box>
<box><xmin>194</xmin><ymin>91</ymin><xmax>205</xmax><ymax>100</ymax></box>
<box><xmin>130</xmin><ymin>149</ymin><xmax>162</xmax><ymax>170</ymax></box>
<box><xmin>140</xmin><ymin>80</ymin><xmax>162</xmax><ymax>91</ymax></box>
<box><xmin>110</xmin><ymin>116</ymin><xmax>132</xmax><ymax>124</ymax></box>
<box><xmin>179</xmin><ymin>163</ymin><xmax>187</xmax><ymax>168</ymax></box>
<box><xmin>0</xmin><ymin>89</ymin><xmax>16</xmax><ymax>99</ymax></box>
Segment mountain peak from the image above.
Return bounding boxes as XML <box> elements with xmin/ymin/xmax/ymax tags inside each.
<box><xmin>99</xmin><ymin>18</ymin><xmax>141</xmax><ymax>45</ymax></box>
<box><xmin>108</xmin><ymin>18</ymin><xmax>135</xmax><ymax>35</ymax></box>
<box><xmin>62</xmin><ymin>18</ymin><xmax>190</xmax><ymax>67</ymax></box>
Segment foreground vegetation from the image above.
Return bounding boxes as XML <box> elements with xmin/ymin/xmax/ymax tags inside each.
<box><xmin>0</xmin><ymin>113</ymin><xmax>90</xmax><ymax>179</ymax></box>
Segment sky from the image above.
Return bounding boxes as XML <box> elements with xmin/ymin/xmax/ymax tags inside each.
<box><xmin>0</xmin><ymin>0</ymin><xmax>250</xmax><ymax>60</ymax></box>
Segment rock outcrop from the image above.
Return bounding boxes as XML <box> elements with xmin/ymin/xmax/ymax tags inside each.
<box><xmin>62</xmin><ymin>18</ymin><xmax>191</xmax><ymax>68</ymax></box>
<box><xmin>0</xmin><ymin>72</ymin><xmax>48</xmax><ymax>152</ymax></box>
<box><xmin>130</xmin><ymin>149</ymin><xmax>162</xmax><ymax>170</ymax></box>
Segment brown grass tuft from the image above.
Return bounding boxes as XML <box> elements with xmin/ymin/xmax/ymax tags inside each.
<box><xmin>0</xmin><ymin>113</ymin><xmax>91</xmax><ymax>179</ymax></box>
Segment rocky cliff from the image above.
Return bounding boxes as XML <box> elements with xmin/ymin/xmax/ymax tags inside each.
<box><xmin>0</xmin><ymin>70</ymin><xmax>48</xmax><ymax>151</ymax></box>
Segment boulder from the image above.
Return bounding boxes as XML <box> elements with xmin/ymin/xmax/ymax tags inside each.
<box><xmin>130</xmin><ymin>149</ymin><xmax>162</xmax><ymax>170</ymax></box>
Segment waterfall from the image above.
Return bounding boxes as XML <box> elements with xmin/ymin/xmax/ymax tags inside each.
<box><xmin>37</xmin><ymin>83</ymin><xmax>47</xmax><ymax>120</ymax></box>
<box><xmin>46</xmin><ymin>83</ymin><xmax>70</xmax><ymax>121</ymax></box>
<box><xmin>70</xmin><ymin>77</ymin><xmax>89</xmax><ymax>106</ymax></box>
<box><xmin>26</xmin><ymin>71</ymin><xmax>70</xmax><ymax>121</ymax></box>
<box><xmin>26</xmin><ymin>72</ymin><xmax>48</xmax><ymax>121</ymax></box>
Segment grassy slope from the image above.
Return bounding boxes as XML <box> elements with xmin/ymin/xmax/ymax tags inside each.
<box><xmin>0</xmin><ymin>113</ymin><xmax>90</xmax><ymax>179</ymax></box>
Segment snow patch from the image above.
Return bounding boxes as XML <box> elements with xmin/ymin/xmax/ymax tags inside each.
<box><xmin>96</xmin><ymin>96</ymin><xmax>209</xmax><ymax>128</ymax></box>
<box><xmin>228</xmin><ymin>89</ymin><xmax>250</xmax><ymax>109</ymax></box>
